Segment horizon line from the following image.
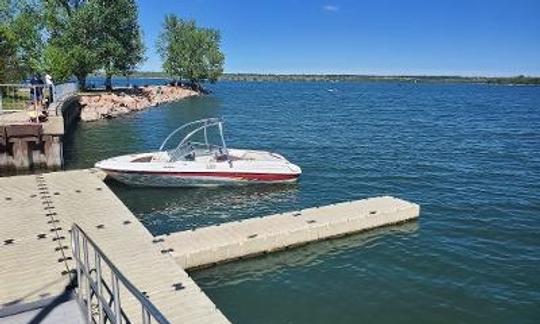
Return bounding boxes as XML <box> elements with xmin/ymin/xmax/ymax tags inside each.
<box><xmin>132</xmin><ymin>71</ymin><xmax>540</xmax><ymax>78</ymax></box>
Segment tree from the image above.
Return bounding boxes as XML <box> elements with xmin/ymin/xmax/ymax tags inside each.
<box><xmin>42</xmin><ymin>0</ymin><xmax>145</xmax><ymax>89</ymax></box>
<box><xmin>65</xmin><ymin>1</ymin><xmax>103</xmax><ymax>89</ymax></box>
<box><xmin>93</xmin><ymin>0</ymin><xmax>145</xmax><ymax>91</ymax></box>
<box><xmin>42</xmin><ymin>44</ymin><xmax>73</xmax><ymax>82</ymax></box>
<box><xmin>0</xmin><ymin>24</ymin><xmax>19</xmax><ymax>83</ymax></box>
<box><xmin>43</xmin><ymin>0</ymin><xmax>86</xmax><ymax>37</ymax></box>
<box><xmin>44</xmin><ymin>0</ymin><xmax>101</xmax><ymax>88</ymax></box>
<box><xmin>157</xmin><ymin>14</ymin><xmax>224</xmax><ymax>91</ymax></box>
<box><xmin>0</xmin><ymin>0</ymin><xmax>44</xmax><ymax>83</ymax></box>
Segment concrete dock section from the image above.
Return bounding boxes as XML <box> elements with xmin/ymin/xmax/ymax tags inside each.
<box><xmin>0</xmin><ymin>170</ymin><xmax>229</xmax><ymax>323</ymax></box>
<box><xmin>157</xmin><ymin>196</ymin><xmax>420</xmax><ymax>270</ymax></box>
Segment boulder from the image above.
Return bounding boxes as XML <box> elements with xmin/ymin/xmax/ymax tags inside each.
<box><xmin>77</xmin><ymin>86</ymin><xmax>200</xmax><ymax>122</ymax></box>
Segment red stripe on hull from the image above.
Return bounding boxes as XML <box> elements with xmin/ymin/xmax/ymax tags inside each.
<box><xmin>102</xmin><ymin>169</ymin><xmax>300</xmax><ymax>181</ymax></box>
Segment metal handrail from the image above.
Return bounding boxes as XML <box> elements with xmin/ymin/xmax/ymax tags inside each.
<box><xmin>0</xmin><ymin>83</ymin><xmax>48</xmax><ymax>87</ymax></box>
<box><xmin>88</xmin><ymin>268</ymin><xmax>132</xmax><ymax>323</ymax></box>
<box><xmin>54</xmin><ymin>82</ymin><xmax>79</xmax><ymax>103</ymax></box>
<box><xmin>71</xmin><ymin>224</ymin><xmax>170</xmax><ymax>324</ymax></box>
<box><xmin>0</xmin><ymin>82</ymin><xmax>78</xmax><ymax>121</ymax></box>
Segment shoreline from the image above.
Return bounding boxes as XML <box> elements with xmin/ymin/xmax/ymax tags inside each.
<box><xmin>119</xmin><ymin>72</ymin><xmax>540</xmax><ymax>85</ymax></box>
<box><xmin>79</xmin><ymin>85</ymin><xmax>199</xmax><ymax>122</ymax></box>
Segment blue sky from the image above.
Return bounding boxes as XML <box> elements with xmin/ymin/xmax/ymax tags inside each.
<box><xmin>137</xmin><ymin>0</ymin><xmax>540</xmax><ymax>76</ymax></box>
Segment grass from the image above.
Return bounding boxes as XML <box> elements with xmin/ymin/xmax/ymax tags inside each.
<box><xmin>0</xmin><ymin>88</ymin><xmax>31</xmax><ymax>111</ymax></box>
<box><xmin>0</xmin><ymin>87</ymin><xmax>49</xmax><ymax>111</ymax></box>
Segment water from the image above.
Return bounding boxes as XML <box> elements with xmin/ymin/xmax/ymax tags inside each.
<box><xmin>64</xmin><ymin>81</ymin><xmax>540</xmax><ymax>323</ymax></box>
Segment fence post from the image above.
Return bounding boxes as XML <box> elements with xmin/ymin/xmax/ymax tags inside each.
<box><xmin>32</xmin><ymin>86</ymin><xmax>38</xmax><ymax>122</ymax></box>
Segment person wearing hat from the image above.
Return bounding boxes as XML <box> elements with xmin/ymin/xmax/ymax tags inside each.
<box><xmin>45</xmin><ymin>73</ymin><xmax>54</xmax><ymax>104</ymax></box>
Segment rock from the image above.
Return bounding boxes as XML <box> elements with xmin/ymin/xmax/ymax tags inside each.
<box><xmin>80</xmin><ymin>108</ymin><xmax>100</xmax><ymax>122</ymax></box>
<box><xmin>77</xmin><ymin>86</ymin><xmax>199</xmax><ymax>122</ymax></box>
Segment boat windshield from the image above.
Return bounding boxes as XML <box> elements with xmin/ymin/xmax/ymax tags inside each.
<box><xmin>158</xmin><ymin>118</ymin><xmax>228</xmax><ymax>162</ymax></box>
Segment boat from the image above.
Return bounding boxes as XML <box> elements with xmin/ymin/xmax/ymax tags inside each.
<box><xmin>95</xmin><ymin>118</ymin><xmax>302</xmax><ymax>187</ymax></box>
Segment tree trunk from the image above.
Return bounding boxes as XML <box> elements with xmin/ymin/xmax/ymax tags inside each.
<box><xmin>76</xmin><ymin>75</ymin><xmax>86</xmax><ymax>90</ymax></box>
<box><xmin>105</xmin><ymin>74</ymin><xmax>113</xmax><ymax>92</ymax></box>
<box><xmin>190</xmin><ymin>80</ymin><xmax>201</xmax><ymax>92</ymax></box>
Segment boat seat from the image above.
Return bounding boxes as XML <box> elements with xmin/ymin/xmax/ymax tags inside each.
<box><xmin>132</xmin><ymin>156</ymin><xmax>153</xmax><ymax>163</ymax></box>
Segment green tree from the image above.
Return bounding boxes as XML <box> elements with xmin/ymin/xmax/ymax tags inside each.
<box><xmin>42</xmin><ymin>44</ymin><xmax>73</xmax><ymax>83</ymax></box>
<box><xmin>42</xmin><ymin>0</ymin><xmax>144</xmax><ymax>89</ymax></box>
<box><xmin>43</xmin><ymin>0</ymin><xmax>86</xmax><ymax>37</ymax></box>
<box><xmin>0</xmin><ymin>24</ymin><xmax>19</xmax><ymax>83</ymax></box>
<box><xmin>94</xmin><ymin>0</ymin><xmax>145</xmax><ymax>91</ymax></box>
<box><xmin>43</xmin><ymin>0</ymin><xmax>100</xmax><ymax>88</ymax></box>
<box><xmin>157</xmin><ymin>14</ymin><xmax>224</xmax><ymax>91</ymax></box>
<box><xmin>62</xmin><ymin>1</ymin><xmax>101</xmax><ymax>88</ymax></box>
<box><xmin>1</xmin><ymin>0</ymin><xmax>146</xmax><ymax>88</ymax></box>
<box><xmin>0</xmin><ymin>0</ymin><xmax>44</xmax><ymax>83</ymax></box>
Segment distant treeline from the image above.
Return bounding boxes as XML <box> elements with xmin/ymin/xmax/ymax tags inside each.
<box><xmin>220</xmin><ymin>74</ymin><xmax>540</xmax><ymax>85</ymax></box>
<box><xmin>130</xmin><ymin>72</ymin><xmax>540</xmax><ymax>85</ymax></box>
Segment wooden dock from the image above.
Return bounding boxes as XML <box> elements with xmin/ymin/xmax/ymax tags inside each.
<box><xmin>1</xmin><ymin>169</ymin><xmax>420</xmax><ymax>323</ymax></box>
<box><xmin>0</xmin><ymin>170</ymin><xmax>229</xmax><ymax>323</ymax></box>
<box><xmin>156</xmin><ymin>197</ymin><xmax>420</xmax><ymax>270</ymax></box>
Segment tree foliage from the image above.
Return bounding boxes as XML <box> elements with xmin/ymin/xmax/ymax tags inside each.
<box><xmin>55</xmin><ymin>0</ymin><xmax>102</xmax><ymax>88</ymax></box>
<box><xmin>44</xmin><ymin>0</ymin><xmax>144</xmax><ymax>89</ymax></box>
<box><xmin>43</xmin><ymin>0</ymin><xmax>86</xmax><ymax>38</ymax></box>
<box><xmin>1</xmin><ymin>1</ymin><xmax>227</xmax><ymax>90</ymax></box>
<box><xmin>1</xmin><ymin>0</ymin><xmax>145</xmax><ymax>88</ymax></box>
<box><xmin>0</xmin><ymin>0</ymin><xmax>44</xmax><ymax>83</ymax></box>
<box><xmin>42</xmin><ymin>44</ymin><xmax>73</xmax><ymax>82</ymax></box>
<box><xmin>157</xmin><ymin>14</ymin><xmax>224</xmax><ymax>90</ymax></box>
<box><xmin>93</xmin><ymin>0</ymin><xmax>145</xmax><ymax>90</ymax></box>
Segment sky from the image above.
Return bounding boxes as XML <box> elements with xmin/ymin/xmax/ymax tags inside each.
<box><xmin>137</xmin><ymin>0</ymin><xmax>540</xmax><ymax>76</ymax></box>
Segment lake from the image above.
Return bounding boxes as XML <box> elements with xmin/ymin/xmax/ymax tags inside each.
<box><xmin>64</xmin><ymin>81</ymin><xmax>540</xmax><ymax>323</ymax></box>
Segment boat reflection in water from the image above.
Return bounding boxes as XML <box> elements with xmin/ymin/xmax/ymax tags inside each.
<box><xmin>108</xmin><ymin>180</ymin><xmax>302</xmax><ymax>233</ymax></box>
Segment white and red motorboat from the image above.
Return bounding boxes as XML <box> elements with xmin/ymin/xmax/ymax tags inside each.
<box><xmin>95</xmin><ymin>118</ymin><xmax>301</xmax><ymax>187</ymax></box>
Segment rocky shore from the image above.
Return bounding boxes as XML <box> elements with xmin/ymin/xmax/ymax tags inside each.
<box><xmin>79</xmin><ymin>86</ymin><xmax>199</xmax><ymax>122</ymax></box>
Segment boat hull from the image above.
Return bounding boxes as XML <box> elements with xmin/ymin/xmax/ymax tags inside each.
<box><xmin>103</xmin><ymin>170</ymin><xmax>300</xmax><ymax>187</ymax></box>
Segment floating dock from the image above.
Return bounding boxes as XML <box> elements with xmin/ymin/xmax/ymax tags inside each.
<box><xmin>156</xmin><ymin>197</ymin><xmax>419</xmax><ymax>270</ymax></box>
<box><xmin>0</xmin><ymin>170</ymin><xmax>229</xmax><ymax>323</ymax></box>
<box><xmin>0</xmin><ymin>170</ymin><xmax>420</xmax><ymax>323</ymax></box>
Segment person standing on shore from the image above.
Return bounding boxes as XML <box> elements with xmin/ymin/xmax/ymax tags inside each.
<box><xmin>45</xmin><ymin>73</ymin><xmax>54</xmax><ymax>104</ymax></box>
<box><xmin>28</xmin><ymin>74</ymin><xmax>45</xmax><ymax>121</ymax></box>
<box><xmin>29</xmin><ymin>75</ymin><xmax>42</xmax><ymax>106</ymax></box>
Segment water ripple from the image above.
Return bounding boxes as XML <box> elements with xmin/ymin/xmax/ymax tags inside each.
<box><xmin>65</xmin><ymin>81</ymin><xmax>540</xmax><ymax>324</ymax></box>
